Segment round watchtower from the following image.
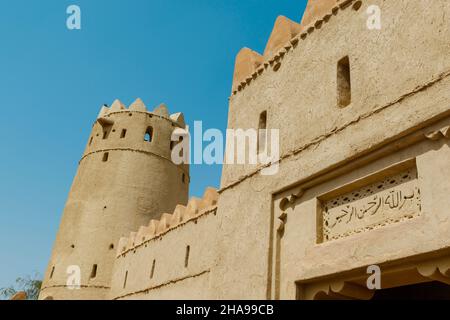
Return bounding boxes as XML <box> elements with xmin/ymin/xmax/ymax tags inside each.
<box><xmin>39</xmin><ymin>99</ymin><xmax>189</xmax><ymax>300</ymax></box>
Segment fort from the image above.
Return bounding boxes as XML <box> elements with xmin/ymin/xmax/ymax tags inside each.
<box><xmin>39</xmin><ymin>0</ymin><xmax>450</xmax><ymax>300</ymax></box>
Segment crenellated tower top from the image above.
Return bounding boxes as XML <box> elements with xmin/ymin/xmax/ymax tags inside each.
<box><xmin>97</xmin><ymin>98</ymin><xmax>185</xmax><ymax>128</ymax></box>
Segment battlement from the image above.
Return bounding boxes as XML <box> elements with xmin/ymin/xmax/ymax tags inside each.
<box><xmin>231</xmin><ymin>0</ymin><xmax>358</xmax><ymax>94</ymax></box>
<box><xmin>98</xmin><ymin>98</ymin><xmax>186</xmax><ymax>128</ymax></box>
<box><xmin>83</xmin><ymin>98</ymin><xmax>191</xmax><ymax>177</ymax></box>
<box><xmin>116</xmin><ymin>188</ymin><xmax>219</xmax><ymax>257</ymax></box>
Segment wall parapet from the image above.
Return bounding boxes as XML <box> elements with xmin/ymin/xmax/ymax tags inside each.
<box><xmin>116</xmin><ymin>188</ymin><xmax>219</xmax><ymax>257</ymax></box>
<box><xmin>98</xmin><ymin>98</ymin><xmax>186</xmax><ymax>128</ymax></box>
<box><xmin>231</xmin><ymin>0</ymin><xmax>360</xmax><ymax>95</ymax></box>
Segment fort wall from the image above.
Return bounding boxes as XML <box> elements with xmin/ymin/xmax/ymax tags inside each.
<box><xmin>109</xmin><ymin>189</ymin><xmax>218</xmax><ymax>300</ymax></box>
<box><xmin>213</xmin><ymin>0</ymin><xmax>450</xmax><ymax>299</ymax></box>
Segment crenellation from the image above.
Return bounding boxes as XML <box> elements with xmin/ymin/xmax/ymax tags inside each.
<box><xmin>170</xmin><ymin>205</ymin><xmax>186</xmax><ymax>226</ymax></box>
<box><xmin>117</xmin><ymin>188</ymin><xmax>219</xmax><ymax>257</ymax></box>
<box><xmin>117</xmin><ymin>237</ymin><xmax>128</xmax><ymax>254</ymax></box>
<box><xmin>136</xmin><ymin>226</ymin><xmax>151</xmax><ymax>245</ymax></box>
<box><xmin>263</xmin><ymin>16</ymin><xmax>302</xmax><ymax>59</ymax></box>
<box><xmin>127</xmin><ymin>232</ymin><xmax>137</xmax><ymax>251</ymax></box>
<box><xmin>97</xmin><ymin>105</ymin><xmax>111</xmax><ymax>119</ymax></box>
<box><xmin>128</xmin><ymin>98</ymin><xmax>147</xmax><ymax>112</ymax></box>
<box><xmin>109</xmin><ymin>99</ymin><xmax>126</xmax><ymax>112</ymax></box>
<box><xmin>301</xmin><ymin>0</ymin><xmax>339</xmax><ymax>27</ymax></box>
<box><xmin>97</xmin><ymin>98</ymin><xmax>186</xmax><ymax>129</ymax></box>
<box><xmin>232</xmin><ymin>48</ymin><xmax>264</xmax><ymax>93</ymax></box>
<box><xmin>231</xmin><ymin>0</ymin><xmax>359</xmax><ymax>97</ymax></box>
<box><xmin>157</xmin><ymin>213</ymin><xmax>173</xmax><ymax>234</ymax></box>
<box><xmin>153</xmin><ymin>103</ymin><xmax>170</xmax><ymax>117</ymax></box>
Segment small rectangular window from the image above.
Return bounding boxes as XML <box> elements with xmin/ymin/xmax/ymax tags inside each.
<box><xmin>90</xmin><ymin>264</ymin><xmax>98</xmax><ymax>279</ymax></box>
<box><xmin>337</xmin><ymin>56</ymin><xmax>351</xmax><ymax>108</ymax></box>
<box><xmin>120</xmin><ymin>129</ymin><xmax>127</xmax><ymax>139</ymax></box>
<box><xmin>150</xmin><ymin>260</ymin><xmax>156</xmax><ymax>279</ymax></box>
<box><xmin>102</xmin><ymin>152</ymin><xmax>109</xmax><ymax>162</ymax></box>
<box><xmin>258</xmin><ymin>111</ymin><xmax>267</xmax><ymax>154</ymax></box>
<box><xmin>50</xmin><ymin>266</ymin><xmax>55</xmax><ymax>279</ymax></box>
<box><xmin>144</xmin><ymin>127</ymin><xmax>153</xmax><ymax>142</ymax></box>
<box><xmin>185</xmin><ymin>246</ymin><xmax>190</xmax><ymax>268</ymax></box>
<box><xmin>123</xmin><ymin>271</ymin><xmax>128</xmax><ymax>288</ymax></box>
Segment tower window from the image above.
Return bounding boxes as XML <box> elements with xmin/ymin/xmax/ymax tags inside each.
<box><xmin>258</xmin><ymin>111</ymin><xmax>267</xmax><ymax>154</ymax></box>
<box><xmin>89</xmin><ymin>137</ymin><xmax>93</xmax><ymax>146</ymax></box>
<box><xmin>337</xmin><ymin>56</ymin><xmax>351</xmax><ymax>108</ymax></box>
<box><xmin>50</xmin><ymin>266</ymin><xmax>55</xmax><ymax>279</ymax></box>
<box><xmin>90</xmin><ymin>264</ymin><xmax>98</xmax><ymax>279</ymax></box>
<box><xmin>182</xmin><ymin>173</ymin><xmax>186</xmax><ymax>184</ymax></box>
<box><xmin>120</xmin><ymin>129</ymin><xmax>127</xmax><ymax>139</ymax></box>
<box><xmin>102</xmin><ymin>152</ymin><xmax>109</xmax><ymax>162</ymax></box>
<box><xmin>123</xmin><ymin>271</ymin><xmax>128</xmax><ymax>288</ymax></box>
<box><xmin>144</xmin><ymin>127</ymin><xmax>153</xmax><ymax>142</ymax></box>
<box><xmin>102</xmin><ymin>128</ymin><xmax>112</xmax><ymax>140</ymax></box>
<box><xmin>185</xmin><ymin>246</ymin><xmax>190</xmax><ymax>268</ymax></box>
<box><xmin>150</xmin><ymin>259</ymin><xmax>156</xmax><ymax>279</ymax></box>
<box><xmin>171</xmin><ymin>136</ymin><xmax>184</xmax><ymax>157</ymax></box>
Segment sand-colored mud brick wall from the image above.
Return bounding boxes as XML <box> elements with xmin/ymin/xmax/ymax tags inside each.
<box><xmin>213</xmin><ymin>0</ymin><xmax>450</xmax><ymax>299</ymax></box>
<box><xmin>110</xmin><ymin>189</ymin><xmax>218</xmax><ymax>300</ymax></box>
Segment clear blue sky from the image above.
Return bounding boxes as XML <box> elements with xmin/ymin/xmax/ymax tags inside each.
<box><xmin>0</xmin><ymin>0</ymin><xmax>307</xmax><ymax>289</ymax></box>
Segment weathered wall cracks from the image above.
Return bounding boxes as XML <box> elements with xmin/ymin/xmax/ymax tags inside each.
<box><xmin>113</xmin><ymin>270</ymin><xmax>210</xmax><ymax>300</ymax></box>
<box><xmin>220</xmin><ymin>68</ymin><xmax>450</xmax><ymax>194</ymax></box>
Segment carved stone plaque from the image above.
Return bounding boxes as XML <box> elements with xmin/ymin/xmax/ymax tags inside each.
<box><xmin>322</xmin><ymin>168</ymin><xmax>421</xmax><ymax>242</ymax></box>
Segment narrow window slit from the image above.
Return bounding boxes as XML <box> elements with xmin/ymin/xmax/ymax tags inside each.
<box><xmin>185</xmin><ymin>246</ymin><xmax>190</xmax><ymax>268</ymax></box>
<box><xmin>150</xmin><ymin>260</ymin><xmax>156</xmax><ymax>279</ymax></box>
<box><xmin>337</xmin><ymin>56</ymin><xmax>351</xmax><ymax>108</ymax></box>
<box><xmin>123</xmin><ymin>271</ymin><xmax>128</xmax><ymax>288</ymax></box>
<box><xmin>258</xmin><ymin>111</ymin><xmax>267</xmax><ymax>154</ymax></box>
<box><xmin>90</xmin><ymin>264</ymin><xmax>98</xmax><ymax>279</ymax></box>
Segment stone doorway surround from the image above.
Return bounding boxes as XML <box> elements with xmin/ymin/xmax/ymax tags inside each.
<box><xmin>296</xmin><ymin>255</ymin><xmax>450</xmax><ymax>300</ymax></box>
<box><xmin>268</xmin><ymin>111</ymin><xmax>450</xmax><ymax>300</ymax></box>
